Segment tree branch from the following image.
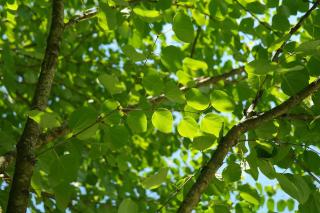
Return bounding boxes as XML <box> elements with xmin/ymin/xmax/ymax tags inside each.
<box><xmin>6</xmin><ymin>1</ymin><xmax>64</xmax><ymax>212</ymax></box>
<box><xmin>0</xmin><ymin>67</ymin><xmax>245</xmax><ymax>174</ymax></box>
<box><xmin>149</xmin><ymin>67</ymin><xmax>245</xmax><ymax>105</ymax></box>
<box><xmin>244</xmin><ymin>1</ymin><xmax>319</xmax><ymax>118</ymax></box>
<box><xmin>272</xmin><ymin>0</ymin><xmax>320</xmax><ymax>62</ymax></box>
<box><xmin>234</xmin><ymin>0</ymin><xmax>281</xmax><ymax>37</ymax></box>
<box><xmin>178</xmin><ymin>77</ymin><xmax>320</xmax><ymax>212</ymax></box>
<box><xmin>64</xmin><ymin>8</ymin><xmax>98</xmax><ymax>29</ymax></box>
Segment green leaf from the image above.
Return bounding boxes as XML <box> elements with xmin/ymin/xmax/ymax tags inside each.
<box><xmin>23</xmin><ymin>71</ymin><xmax>38</xmax><ymax>84</ymax></box>
<box><xmin>200</xmin><ymin>113</ymin><xmax>223</xmax><ymax>136</ymax></box>
<box><xmin>267</xmin><ymin>198</ymin><xmax>275</xmax><ymax>211</ymax></box>
<box><xmin>307</xmin><ymin>56</ymin><xmax>320</xmax><ymax>76</ymax></box>
<box><xmin>258</xmin><ymin>159</ymin><xmax>276</xmax><ymax>179</ymax></box>
<box><xmin>296</xmin><ymin>40</ymin><xmax>320</xmax><ymax>57</ymax></box>
<box><xmin>118</xmin><ymin>199</ymin><xmax>138</xmax><ymax>213</ymax></box>
<box><xmin>303</xmin><ymin>150</ymin><xmax>320</xmax><ymax>175</ymax></box>
<box><xmin>28</xmin><ymin>110</ymin><xmax>61</xmax><ymax>129</ymax></box>
<box><xmin>192</xmin><ymin>135</ymin><xmax>216</xmax><ymax>151</ymax></box>
<box><xmin>133</xmin><ymin>7</ymin><xmax>161</xmax><ymax>22</ymax></box>
<box><xmin>177</xmin><ymin>116</ymin><xmax>200</xmax><ymax>139</ymax></box>
<box><xmin>164</xmin><ymin>81</ymin><xmax>185</xmax><ymax>104</ymax></box>
<box><xmin>222</xmin><ymin>163</ymin><xmax>241</xmax><ymax>182</ymax></box>
<box><xmin>281</xmin><ymin>70</ymin><xmax>309</xmax><ymax>96</ymax></box>
<box><xmin>255</xmin><ymin>121</ymin><xmax>277</xmax><ymax>139</ymax></box>
<box><xmin>98</xmin><ymin>2</ymin><xmax>117</xmax><ymax>31</ymax></box>
<box><xmin>276</xmin><ymin>173</ymin><xmax>311</xmax><ymax>204</ymax></box>
<box><xmin>277</xmin><ymin>199</ymin><xmax>286</xmax><ymax>212</ymax></box>
<box><xmin>142</xmin><ymin>71</ymin><xmax>164</xmax><ymax>96</ymax></box>
<box><xmin>254</xmin><ymin>140</ymin><xmax>275</xmax><ymax>158</ymax></box>
<box><xmin>245</xmin><ymin>59</ymin><xmax>279</xmax><ymax>75</ymax></box>
<box><xmin>211</xmin><ymin>90</ymin><xmax>235</xmax><ymax>112</ymax></box>
<box><xmin>0</xmin><ymin>131</ymin><xmax>15</xmax><ymax>153</ymax></box>
<box><xmin>141</xmin><ymin>168</ymin><xmax>168</xmax><ymax>189</ymax></box>
<box><xmin>183</xmin><ymin>57</ymin><xmax>208</xmax><ymax>71</ymax></box>
<box><xmin>127</xmin><ymin>111</ymin><xmax>147</xmax><ymax>133</ymax></box>
<box><xmin>152</xmin><ymin>109</ymin><xmax>173</xmax><ymax>133</ymax></box>
<box><xmin>176</xmin><ymin>70</ymin><xmax>193</xmax><ymax>86</ymax></box>
<box><xmin>54</xmin><ymin>182</ymin><xmax>73</xmax><ymax>211</ymax></box>
<box><xmin>77</xmin><ymin>123</ymin><xmax>99</xmax><ymax>140</ymax></box>
<box><xmin>213</xmin><ymin>204</ymin><xmax>230</xmax><ymax>213</ymax></box>
<box><xmin>104</xmin><ymin>125</ymin><xmax>130</xmax><ymax>149</ymax></box>
<box><xmin>239</xmin><ymin>184</ymin><xmax>260</xmax><ymax>206</ymax></box>
<box><xmin>6</xmin><ymin>0</ymin><xmax>18</xmax><ymax>10</ymax></box>
<box><xmin>69</xmin><ymin>107</ymin><xmax>97</xmax><ymax>132</ymax></box>
<box><xmin>239</xmin><ymin>18</ymin><xmax>254</xmax><ymax>34</ymax></box>
<box><xmin>161</xmin><ymin>45</ymin><xmax>184</xmax><ymax>71</ymax></box>
<box><xmin>278</xmin><ymin>65</ymin><xmax>304</xmax><ymax>73</ymax></box>
<box><xmin>173</xmin><ymin>11</ymin><xmax>195</xmax><ymax>43</ymax></box>
<box><xmin>272</xmin><ymin>13</ymin><xmax>290</xmax><ymax>31</ymax></box>
<box><xmin>186</xmin><ymin>88</ymin><xmax>210</xmax><ymax>110</ymax></box>
<box><xmin>247</xmin><ymin>1</ymin><xmax>265</xmax><ymax>14</ymax></box>
<box><xmin>98</xmin><ymin>74</ymin><xmax>127</xmax><ymax>95</ymax></box>
<box><xmin>122</xmin><ymin>44</ymin><xmax>145</xmax><ymax>61</ymax></box>
<box><xmin>299</xmin><ymin>192</ymin><xmax>320</xmax><ymax>213</ymax></box>
<box><xmin>49</xmin><ymin>152</ymin><xmax>80</xmax><ymax>187</ymax></box>
<box><xmin>208</xmin><ymin>0</ymin><xmax>228</xmax><ymax>18</ymax></box>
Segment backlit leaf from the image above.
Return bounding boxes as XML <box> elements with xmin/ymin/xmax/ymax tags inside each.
<box><xmin>200</xmin><ymin>113</ymin><xmax>223</xmax><ymax>136</ymax></box>
<box><xmin>186</xmin><ymin>88</ymin><xmax>210</xmax><ymax>110</ymax></box>
<box><xmin>177</xmin><ymin>116</ymin><xmax>200</xmax><ymax>139</ymax></box>
<box><xmin>141</xmin><ymin>168</ymin><xmax>168</xmax><ymax>189</ymax></box>
<box><xmin>211</xmin><ymin>90</ymin><xmax>235</xmax><ymax>112</ymax></box>
<box><xmin>152</xmin><ymin>109</ymin><xmax>173</xmax><ymax>133</ymax></box>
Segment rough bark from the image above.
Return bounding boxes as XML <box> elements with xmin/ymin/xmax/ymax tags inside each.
<box><xmin>178</xmin><ymin>77</ymin><xmax>320</xmax><ymax>212</ymax></box>
<box><xmin>6</xmin><ymin>1</ymin><xmax>64</xmax><ymax>212</ymax></box>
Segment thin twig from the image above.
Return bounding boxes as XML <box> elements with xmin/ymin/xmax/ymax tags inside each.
<box><xmin>190</xmin><ymin>27</ymin><xmax>201</xmax><ymax>58</ymax></box>
<box><xmin>234</xmin><ymin>0</ymin><xmax>281</xmax><ymax>37</ymax></box>
<box><xmin>243</xmin><ymin>76</ymin><xmax>268</xmax><ymax>118</ymax></box>
<box><xmin>36</xmin><ymin>109</ymin><xmax>118</xmax><ymax>157</ymax></box>
<box><xmin>272</xmin><ymin>0</ymin><xmax>320</xmax><ymax>62</ymax></box>
<box><xmin>0</xmin><ymin>67</ymin><xmax>246</xmax><ymax>174</ymax></box>
<box><xmin>243</xmin><ymin>1</ymin><xmax>319</xmax><ymax>119</ymax></box>
<box><xmin>64</xmin><ymin>8</ymin><xmax>98</xmax><ymax>29</ymax></box>
<box><xmin>143</xmin><ymin>34</ymin><xmax>160</xmax><ymax>65</ymax></box>
<box><xmin>239</xmin><ymin>138</ymin><xmax>320</xmax><ymax>155</ymax></box>
<box><xmin>157</xmin><ymin>174</ymin><xmax>194</xmax><ymax>212</ymax></box>
<box><xmin>296</xmin><ymin>159</ymin><xmax>320</xmax><ymax>185</ymax></box>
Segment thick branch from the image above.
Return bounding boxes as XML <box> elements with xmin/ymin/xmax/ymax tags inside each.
<box><xmin>6</xmin><ymin>1</ymin><xmax>64</xmax><ymax>212</ymax></box>
<box><xmin>178</xmin><ymin>77</ymin><xmax>320</xmax><ymax>212</ymax></box>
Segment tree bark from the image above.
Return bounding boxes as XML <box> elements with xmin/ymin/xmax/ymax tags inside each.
<box><xmin>178</xmin><ymin>2</ymin><xmax>320</xmax><ymax>211</ymax></box>
<box><xmin>6</xmin><ymin>1</ymin><xmax>64</xmax><ymax>212</ymax></box>
<box><xmin>178</xmin><ymin>77</ymin><xmax>320</xmax><ymax>212</ymax></box>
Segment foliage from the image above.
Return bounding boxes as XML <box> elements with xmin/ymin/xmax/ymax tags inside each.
<box><xmin>1</xmin><ymin>0</ymin><xmax>320</xmax><ymax>212</ymax></box>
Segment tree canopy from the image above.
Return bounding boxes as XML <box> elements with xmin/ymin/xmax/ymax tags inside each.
<box><xmin>1</xmin><ymin>0</ymin><xmax>320</xmax><ymax>212</ymax></box>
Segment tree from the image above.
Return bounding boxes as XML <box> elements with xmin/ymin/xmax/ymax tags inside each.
<box><xmin>1</xmin><ymin>0</ymin><xmax>320</xmax><ymax>212</ymax></box>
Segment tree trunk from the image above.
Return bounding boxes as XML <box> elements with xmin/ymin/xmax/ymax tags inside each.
<box><xmin>6</xmin><ymin>1</ymin><xmax>64</xmax><ymax>212</ymax></box>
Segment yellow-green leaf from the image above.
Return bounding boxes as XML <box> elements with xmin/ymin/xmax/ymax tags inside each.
<box><xmin>152</xmin><ymin>109</ymin><xmax>173</xmax><ymax>133</ymax></box>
